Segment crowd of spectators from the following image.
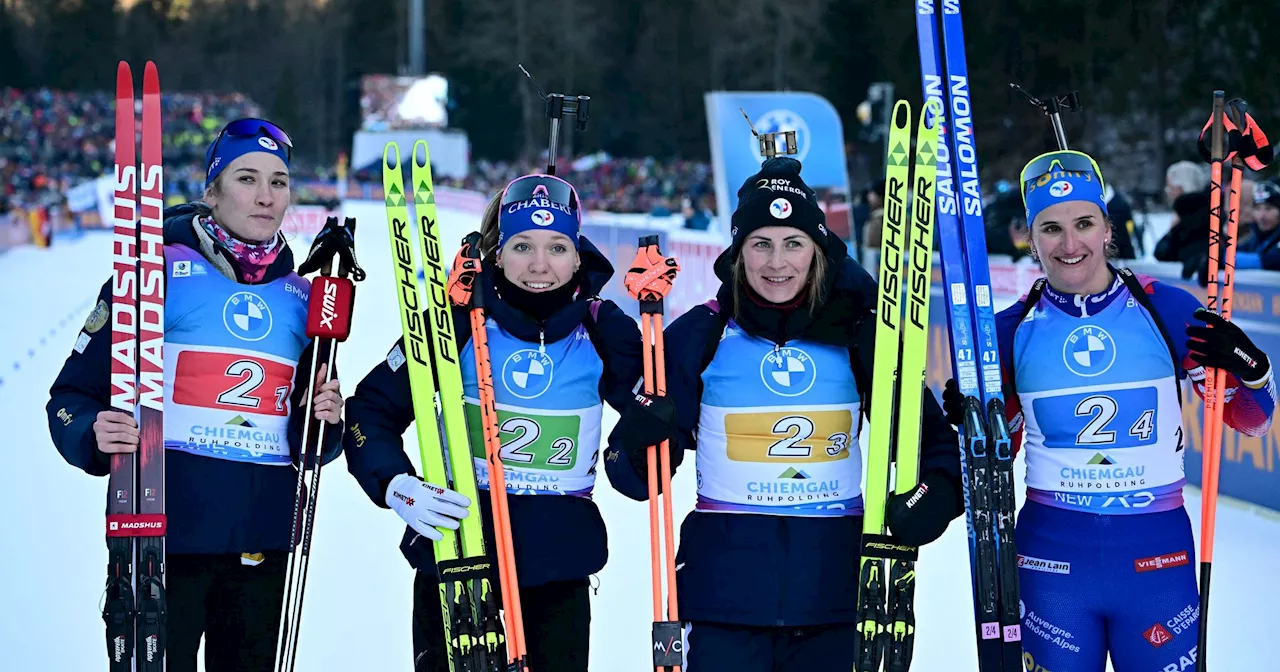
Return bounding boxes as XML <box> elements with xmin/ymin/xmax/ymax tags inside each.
<box><xmin>442</xmin><ymin>154</ymin><xmax>716</xmax><ymax>219</ymax></box>
<box><xmin>1</xmin><ymin>87</ymin><xmax>267</xmax><ymax>216</ymax></box>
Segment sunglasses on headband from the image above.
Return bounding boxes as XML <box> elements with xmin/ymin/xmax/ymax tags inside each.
<box><xmin>1020</xmin><ymin>150</ymin><xmax>1105</xmax><ymax>202</ymax></box>
<box><xmin>210</xmin><ymin>118</ymin><xmax>294</xmax><ymax>161</ymax></box>
<box><xmin>501</xmin><ymin>174</ymin><xmax>581</xmax><ymax>211</ymax></box>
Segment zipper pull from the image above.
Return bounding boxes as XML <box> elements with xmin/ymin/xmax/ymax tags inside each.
<box><xmin>539</xmin><ymin>328</ymin><xmax>546</xmax><ymax>354</ymax></box>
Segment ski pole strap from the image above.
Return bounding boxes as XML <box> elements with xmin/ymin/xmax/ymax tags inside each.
<box><xmin>447</xmin><ymin>232</ymin><xmax>483</xmax><ymax>308</ymax></box>
<box><xmin>299</xmin><ymin>217</ymin><xmax>366</xmax><ymax>281</ymax></box>
<box><xmin>1197</xmin><ymin>99</ymin><xmax>1273</xmax><ymax>171</ymax></box>
<box><xmin>624</xmin><ymin>235</ymin><xmax>680</xmax><ymax>307</ymax></box>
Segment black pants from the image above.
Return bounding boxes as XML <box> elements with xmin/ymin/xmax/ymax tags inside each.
<box><xmin>684</xmin><ymin>621</ymin><xmax>857</xmax><ymax>672</ymax></box>
<box><xmin>413</xmin><ymin>571</ymin><xmax>591</xmax><ymax>672</ymax></box>
<box><xmin>166</xmin><ymin>552</ymin><xmax>287</xmax><ymax>672</ymax></box>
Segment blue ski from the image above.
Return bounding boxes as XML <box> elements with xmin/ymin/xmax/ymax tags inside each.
<box><xmin>913</xmin><ymin>1</ymin><xmax>1022</xmax><ymax>670</ymax></box>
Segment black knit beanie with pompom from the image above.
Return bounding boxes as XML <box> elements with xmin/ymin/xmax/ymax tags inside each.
<box><xmin>728</xmin><ymin>157</ymin><xmax>831</xmax><ymax>258</ymax></box>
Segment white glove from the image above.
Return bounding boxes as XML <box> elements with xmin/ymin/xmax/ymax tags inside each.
<box><xmin>385</xmin><ymin>473</ymin><xmax>471</xmax><ymax>542</ymax></box>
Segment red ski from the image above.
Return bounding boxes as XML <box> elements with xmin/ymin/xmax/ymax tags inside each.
<box><xmin>106</xmin><ymin>60</ymin><xmax>167</xmax><ymax>672</ymax></box>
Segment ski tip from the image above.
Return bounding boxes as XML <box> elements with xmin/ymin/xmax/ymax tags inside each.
<box><xmin>144</xmin><ymin>62</ymin><xmax>159</xmax><ymax>90</ymax></box>
<box><xmin>892</xmin><ymin>100</ymin><xmax>912</xmax><ymax>130</ymax></box>
<box><xmin>116</xmin><ymin>62</ymin><xmax>132</xmax><ymax>94</ymax></box>
<box><xmin>383</xmin><ymin>142</ymin><xmax>400</xmax><ymax>170</ymax></box>
<box><xmin>413</xmin><ymin>139</ymin><xmax>430</xmax><ymax>169</ymax></box>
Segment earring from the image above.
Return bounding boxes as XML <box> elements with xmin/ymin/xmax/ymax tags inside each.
<box><xmin>1030</xmin><ymin>247</ymin><xmax>1040</xmax><ymax>262</ymax></box>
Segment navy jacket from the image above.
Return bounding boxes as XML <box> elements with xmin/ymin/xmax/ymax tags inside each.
<box><xmin>46</xmin><ymin>204</ymin><xmax>343</xmax><ymax>555</ymax></box>
<box><xmin>604</xmin><ymin>239</ymin><xmax>962</xmax><ymax>627</ymax></box>
<box><xmin>343</xmin><ymin>237</ymin><xmax>643</xmax><ymax>587</ymax></box>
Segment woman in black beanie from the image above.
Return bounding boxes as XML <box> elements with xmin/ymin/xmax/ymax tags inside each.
<box><xmin>603</xmin><ymin>157</ymin><xmax>965</xmax><ymax>671</ymax></box>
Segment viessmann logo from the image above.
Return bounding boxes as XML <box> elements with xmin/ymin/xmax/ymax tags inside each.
<box><xmin>1134</xmin><ymin>550</ymin><xmax>1189</xmax><ymax>573</ymax></box>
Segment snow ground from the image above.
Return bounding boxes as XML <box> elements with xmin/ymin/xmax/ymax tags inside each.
<box><xmin>2</xmin><ymin>201</ymin><xmax>1276</xmax><ymax>671</ymax></box>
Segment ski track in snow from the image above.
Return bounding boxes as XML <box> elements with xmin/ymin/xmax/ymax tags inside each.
<box><xmin>2</xmin><ymin>200</ymin><xmax>1277</xmax><ymax>671</ymax></box>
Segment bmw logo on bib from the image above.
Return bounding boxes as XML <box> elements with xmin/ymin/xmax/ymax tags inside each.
<box><xmin>502</xmin><ymin>348</ymin><xmax>555</xmax><ymax>399</ymax></box>
<box><xmin>760</xmin><ymin>346</ymin><xmax>817</xmax><ymax>397</ymax></box>
<box><xmin>1062</xmin><ymin>325</ymin><xmax>1115</xmax><ymax>377</ymax></box>
<box><xmin>223</xmin><ymin>291</ymin><xmax>273</xmax><ymax>342</ymax></box>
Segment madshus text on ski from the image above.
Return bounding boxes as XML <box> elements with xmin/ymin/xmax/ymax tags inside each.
<box><xmin>42</xmin><ymin>3</ymin><xmax>1278</xmax><ymax>670</ymax></box>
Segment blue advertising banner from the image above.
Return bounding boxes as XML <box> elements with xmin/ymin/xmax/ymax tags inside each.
<box><xmin>704</xmin><ymin>92</ymin><xmax>852</xmax><ymax>227</ymax></box>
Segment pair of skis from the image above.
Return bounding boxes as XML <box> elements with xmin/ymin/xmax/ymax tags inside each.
<box><xmin>276</xmin><ymin>217</ymin><xmax>365</xmax><ymax>672</ymax></box>
<box><xmin>853</xmin><ymin>100</ymin><xmax>939</xmax><ymax>672</ymax></box>
<box><xmin>913</xmin><ymin>2</ymin><xmax>1023</xmax><ymax>670</ymax></box>
<box><xmin>107</xmin><ymin>60</ymin><xmax>167</xmax><ymax>672</ymax></box>
<box><xmin>382</xmin><ymin>140</ymin><xmax>525</xmax><ymax>672</ymax></box>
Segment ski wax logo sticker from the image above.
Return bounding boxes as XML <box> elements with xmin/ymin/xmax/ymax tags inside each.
<box><xmin>1050</xmin><ymin>180</ymin><xmax>1074</xmax><ymax>198</ymax></box>
<box><xmin>760</xmin><ymin>346</ymin><xmax>817</xmax><ymax>397</ymax></box>
<box><xmin>223</xmin><ymin>291</ymin><xmax>273</xmax><ymax>341</ymax></box>
<box><xmin>749</xmin><ymin>109</ymin><xmax>811</xmax><ymax>163</ymax></box>
<box><xmin>258</xmin><ymin>136</ymin><xmax>279</xmax><ymax>151</ymax></box>
<box><xmin>531</xmin><ymin>209</ymin><xmax>555</xmax><ymax>226</ymax></box>
<box><xmin>502</xmin><ymin>349</ymin><xmax>555</xmax><ymax>399</ymax></box>
<box><xmin>770</xmin><ymin>198</ymin><xmax>793</xmax><ymax>219</ymax></box>
<box><xmin>1062</xmin><ymin>325</ymin><xmax>1115</xmax><ymax>377</ymax></box>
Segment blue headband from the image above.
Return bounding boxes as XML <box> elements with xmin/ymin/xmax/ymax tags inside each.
<box><xmin>1024</xmin><ymin>170</ymin><xmax>1109</xmax><ymax>225</ymax></box>
<box><xmin>205</xmin><ymin>133</ymin><xmax>291</xmax><ymax>189</ymax></box>
<box><xmin>497</xmin><ymin>197</ymin><xmax>581</xmax><ymax>249</ymax></box>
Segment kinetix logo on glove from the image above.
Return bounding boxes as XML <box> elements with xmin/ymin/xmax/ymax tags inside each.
<box><xmin>904</xmin><ymin>483</ymin><xmax>929</xmax><ymax>509</ymax></box>
<box><xmin>1235</xmin><ymin>347</ymin><xmax>1258</xmax><ymax>371</ymax></box>
<box><xmin>392</xmin><ymin>492</ymin><xmax>416</xmax><ymax>507</ymax></box>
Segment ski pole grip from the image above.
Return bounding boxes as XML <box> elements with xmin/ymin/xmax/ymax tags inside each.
<box><xmin>305</xmin><ymin>275</ymin><xmax>356</xmax><ymax>341</ymax></box>
<box><xmin>628</xmin><ymin>235</ymin><xmax>674</xmax><ymax>314</ymax></box>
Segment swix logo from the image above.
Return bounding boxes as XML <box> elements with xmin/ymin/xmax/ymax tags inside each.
<box><xmin>1144</xmin><ymin>623</ymin><xmax>1173</xmax><ymax>648</ymax></box>
<box><xmin>320</xmin><ymin>281</ymin><xmax>339</xmax><ymax>329</ymax></box>
<box><xmin>1134</xmin><ymin>550</ymin><xmax>1189</xmax><ymax>573</ymax></box>
<box><xmin>905</xmin><ymin>483</ymin><xmax>928</xmax><ymax>508</ymax></box>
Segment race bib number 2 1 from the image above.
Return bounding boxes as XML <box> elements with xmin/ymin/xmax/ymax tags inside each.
<box><xmin>173</xmin><ymin>350</ymin><xmax>294</xmax><ymax>417</ymax></box>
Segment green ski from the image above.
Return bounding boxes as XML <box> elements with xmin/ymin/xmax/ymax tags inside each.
<box><xmin>383</xmin><ymin>140</ymin><xmax>506</xmax><ymax>672</ymax></box>
<box><xmin>854</xmin><ymin>99</ymin><xmax>941</xmax><ymax>672</ymax></box>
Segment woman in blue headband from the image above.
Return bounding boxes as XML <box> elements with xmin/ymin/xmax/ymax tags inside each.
<box><xmin>47</xmin><ymin>119</ymin><xmax>345</xmax><ymax>671</ymax></box>
<box><xmin>938</xmin><ymin>150</ymin><xmax>1276</xmax><ymax>672</ymax></box>
<box><xmin>343</xmin><ymin>173</ymin><xmax>644</xmax><ymax>671</ymax></box>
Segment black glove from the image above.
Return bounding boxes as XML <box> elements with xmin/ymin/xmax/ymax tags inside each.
<box><xmin>614</xmin><ymin>392</ymin><xmax>684</xmax><ymax>478</ymax></box>
<box><xmin>886</xmin><ymin>470</ymin><xmax>962</xmax><ymax>547</ymax></box>
<box><xmin>1186</xmin><ymin>307</ymin><xmax>1271</xmax><ymax>385</ymax></box>
<box><xmin>941</xmin><ymin>378</ymin><xmax>964</xmax><ymax>427</ymax></box>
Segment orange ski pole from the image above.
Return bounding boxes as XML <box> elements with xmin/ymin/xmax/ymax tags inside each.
<box><xmin>1196</xmin><ymin>94</ymin><xmax>1241</xmax><ymax>672</ymax></box>
<box><xmin>449</xmin><ymin>233</ymin><xmax>528</xmax><ymax>671</ymax></box>
<box><xmin>626</xmin><ymin>236</ymin><xmax>683</xmax><ymax>672</ymax></box>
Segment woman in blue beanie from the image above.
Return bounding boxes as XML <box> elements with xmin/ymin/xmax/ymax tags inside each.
<box><xmin>46</xmin><ymin>119</ymin><xmax>345</xmax><ymax>672</ymax></box>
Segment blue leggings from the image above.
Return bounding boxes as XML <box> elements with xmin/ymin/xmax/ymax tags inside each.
<box><xmin>1016</xmin><ymin>501</ymin><xmax>1201</xmax><ymax>672</ymax></box>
